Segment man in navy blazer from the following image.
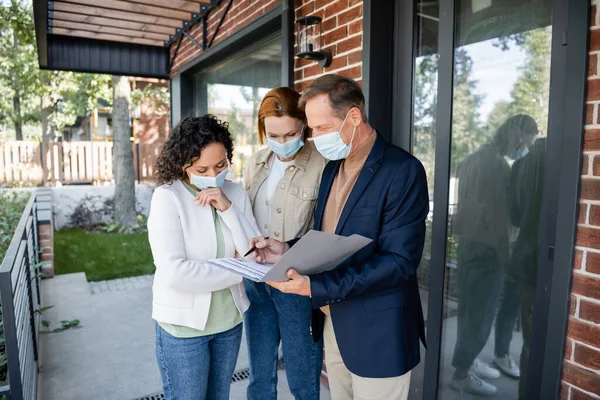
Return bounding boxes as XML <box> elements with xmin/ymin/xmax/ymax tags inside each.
<box><xmin>251</xmin><ymin>74</ymin><xmax>428</xmax><ymax>399</ymax></box>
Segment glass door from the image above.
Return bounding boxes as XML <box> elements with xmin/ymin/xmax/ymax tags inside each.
<box><xmin>439</xmin><ymin>1</ymin><xmax>552</xmax><ymax>398</ymax></box>
<box><xmin>194</xmin><ymin>36</ymin><xmax>282</xmax><ymax>183</ymax></box>
<box><xmin>398</xmin><ymin>0</ymin><xmax>558</xmax><ymax>398</ymax></box>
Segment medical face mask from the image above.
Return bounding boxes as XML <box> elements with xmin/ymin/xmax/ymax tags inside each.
<box><xmin>507</xmin><ymin>146</ymin><xmax>529</xmax><ymax>161</ymax></box>
<box><xmin>267</xmin><ymin>133</ymin><xmax>304</xmax><ymax>159</ymax></box>
<box><xmin>189</xmin><ymin>167</ymin><xmax>229</xmax><ymax>190</ymax></box>
<box><xmin>310</xmin><ymin>112</ymin><xmax>356</xmax><ymax>161</ymax></box>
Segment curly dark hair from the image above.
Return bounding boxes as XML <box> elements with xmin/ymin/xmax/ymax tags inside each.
<box><xmin>155</xmin><ymin>115</ymin><xmax>234</xmax><ymax>186</ymax></box>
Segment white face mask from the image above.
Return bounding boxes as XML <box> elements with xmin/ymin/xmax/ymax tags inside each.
<box><xmin>309</xmin><ymin>112</ymin><xmax>356</xmax><ymax>160</ymax></box>
<box><xmin>189</xmin><ymin>167</ymin><xmax>229</xmax><ymax>190</ymax></box>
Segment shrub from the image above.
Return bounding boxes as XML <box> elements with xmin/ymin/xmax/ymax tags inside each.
<box><xmin>0</xmin><ymin>191</ymin><xmax>31</xmax><ymax>260</ymax></box>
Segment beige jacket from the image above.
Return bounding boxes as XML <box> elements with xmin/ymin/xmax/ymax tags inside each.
<box><xmin>243</xmin><ymin>142</ymin><xmax>327</xmax><ymax>242</ymax></box>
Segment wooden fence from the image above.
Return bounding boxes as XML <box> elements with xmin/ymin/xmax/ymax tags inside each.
<box><xmin>0</xmin><ymin>141</ymin><xmax>164</xmax><ymax>187</ymax></box>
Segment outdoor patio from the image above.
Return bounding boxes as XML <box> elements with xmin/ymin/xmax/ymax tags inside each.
<box><xmin>38</xmin><ymin>272</ymin><xmax>331</xmax><ymax>400</ymax></box>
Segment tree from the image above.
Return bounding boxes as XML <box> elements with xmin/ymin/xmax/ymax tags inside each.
<box><xmin>491</xmin><ymin>27</ymin><xmax>552</xmax><ymax>135</ymax></box>
<box><xmin>0</xmin><ymin>0</ymin><xmax>39</xmax><ymax>139</ymax></box>
<box><xmin>112</xmin><ymin>76</ymin><xmax>138</xmax><ymax>229</ymax></box>
<box><xmin>450</xmin><ymin>48</ymin><xmax>485</xmax><ymax>172</ymax></box>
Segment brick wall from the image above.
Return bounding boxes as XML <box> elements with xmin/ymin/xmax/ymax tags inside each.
<box><xmin>293</xmin><ymin>0</ymin><xmax>363</xmax><ymax>92</ymax></box>
<box><xmin>36</xmin><ymin>189</ymin><xmax>55</xmax><ymax>278</ymax></box>
<box><xmin>562</xmin><ymin>1</ymin><xmax>600</xmax><ymax>398</ymax></box>
<box><xmin>170</xmin><ymin>0</ymin><xmax>364</xmax><ymax>91</ymax></box>
<box><xmin>170</xmin><ymin>0</ymin><xmax>281</xmax><ymax>75</ymax></box>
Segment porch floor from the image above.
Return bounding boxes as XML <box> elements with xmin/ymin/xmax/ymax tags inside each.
<box><xmin>38</xmin><ymin>273</ymin><xmax>331</xmax><ymax>400</ymax></box>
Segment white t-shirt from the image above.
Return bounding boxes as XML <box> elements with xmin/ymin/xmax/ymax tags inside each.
<box><xmin>266</xmin><ymin>156</ymin><xmax>294</xmax><ymax>200</ymax></box>
<box><xmin>254</xmin><ymin>155</ymin><xmax>294</xmax><ymax>237</ymax></box>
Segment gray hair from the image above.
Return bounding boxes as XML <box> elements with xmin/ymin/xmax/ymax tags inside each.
<box><xmin>299</xmin><ymin>74</ymin><xmax>367</xmax><ymax>122</ymax></box>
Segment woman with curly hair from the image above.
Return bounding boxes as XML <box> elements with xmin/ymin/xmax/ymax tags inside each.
<box><xmin>148</xmin><ymin>115</ymin><xmax>260</xmax><ymax>400</ymax></box>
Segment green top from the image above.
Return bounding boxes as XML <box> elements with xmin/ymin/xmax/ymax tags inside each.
<box><xmin>157</xmin><ymin>181</ymin><xmax>243</xmax><ymax>337</ymax></box>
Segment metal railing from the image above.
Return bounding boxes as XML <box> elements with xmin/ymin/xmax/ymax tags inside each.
<box><xmin>0</xmin><ymin>190</ymin><xmax>50</xmax><ymax>399</ymax></box>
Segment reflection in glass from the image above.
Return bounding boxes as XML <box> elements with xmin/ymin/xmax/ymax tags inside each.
<box><xmin>440</xmin><ymin>2</ymin><xmax>552</xmax><ymax>399</ymax></box>
<box><xmin>195</xmin><ymin>38</ymin><xmax>281</xmax><ymax>183</ymax></box>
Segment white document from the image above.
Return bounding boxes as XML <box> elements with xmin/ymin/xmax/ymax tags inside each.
<box><xmin>207</xmin><ymin>230</ymin><xmax>372</xmax><ymax>282</ymax></box>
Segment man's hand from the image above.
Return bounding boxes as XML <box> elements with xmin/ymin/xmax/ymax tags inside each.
<box><xmin>249</xmin><ymin>237</ymin><xmax>289</xmax><ymax>264</ymax></box>
<box><xmin>267</xmin><ymin>269</ymin><xmax>311</xmax><ymax>297</ymax></box>
<box><xmin>196</xmin><ymin>188</ymin><xmax>232</xmax><ymax>212</ymax></box>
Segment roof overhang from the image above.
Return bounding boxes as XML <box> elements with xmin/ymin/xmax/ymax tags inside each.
<box><xmin>33</xmin><ymin>0</ymin><xmax>221</xmax><ymax>78</ymax></box>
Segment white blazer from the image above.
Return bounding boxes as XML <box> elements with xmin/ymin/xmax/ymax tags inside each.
<box><xmin>148</xmin><ymin>180</ymin><xmax>260</xmax><ymax>331</ymax></box>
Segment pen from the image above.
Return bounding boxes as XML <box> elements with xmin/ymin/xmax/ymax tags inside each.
<box><xmin>244</xmin><ymin>237</ymin><xmax>269</xmax><ymax>258</ymax></box>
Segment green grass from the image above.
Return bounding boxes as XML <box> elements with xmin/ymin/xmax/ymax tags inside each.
<box><xmin>54</xmin><ymin>229</ymin><xmax>155</xmax><ymax>281</ymax></box>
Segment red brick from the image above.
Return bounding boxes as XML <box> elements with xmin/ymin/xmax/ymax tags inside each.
<box><xmin>565</xmin><ymin>338</ymin><xmax>574</xmax><ymax>360</ymax></box>
<box><xmin>348</xmin><ymin>49</ymin><xmax>362</xmax><ymax>65</ymax></box>
<box><xmin>586</xmin><ymin>104</ymin><xmax>595</xmax><ymax>126</ymax></box>
<box><xmin>562</xmin><ymin>361</ymin><xmax>600</xmax><ymax>394</ymax></box>
<box><xmin>594</xmin><ymin>156</ymin><xmax>600</xmax><ymax>176</ymax></box>
<box><xmin>295</xmin><ymin>69</ymin><xmax>304</xmax><ymax>81</ymax></box>
<box><xmin>574</xmin><ymin>343</ymin><xmax>600</xmax><ymax>371</ymax></box>
<box><xmin>583</xmin><ymin>154</ymin><xmax>590</xmax><ymax>175</ymax></box>
<box><xmin>295</xmin><ymin>79</ymin><xmax>312</xmax><ymax>93</ymax></box>
<box><xmin>571</xmin><ymin>273</ymin><xmax>600</xmax><ymax>299</ymax></box>
<box><xmin>588</xmin><ymin>79</ymin><xmax>600</xmax><ymax>102</ymax></box>
<box><xmin>336</xmin><ymin>35</ymin><xmax>361</xmax><ymax>54</ymax></box>
<box><xmin>322</xmin><ymin>16</ymin><xmax>337</xmax><ymax>33</ymax></box>
<box><xmin>325</xmin><ymin>0</ymin><xmax>349</xmax><ymax>16</ymax></box>
<box><xmin>315</xmin><ymin>0</ymin><xmax>331</xmax><ymax>10</ymax></box>
<box><xmin>579</xmin><ymin>204</ymin><xmax>588</xmax><ymax>225</ymax></box>
<box><xmin>570</xmin><ymin>295</ymin><xmax>578</xmax><ymax>316</ymax></box>
<box><xmin>304</xmin><ymin>63</ymin><xmax>324</xmax><ymax>78</ymax></box>
<box><xmin>588</xmin><ymin>252</ymin><xmax>600</xmax><ymax>274</ymax></box>
<box><xmin>568</xmin><ymin>317</ymin><xmax>600</xmax><ymax>349</ymax></box>
<box><xmin>296</xmin><ymin>1</ymin><xmax>314</xmax><ymax>18</ymax></box>
<box><xmin>325</xmin><ymin>55</ymin><xmax>347</xmax><ymax>71</ymax></box>
<box><xmin>591</xmin><ymin>205</ymin><xmax>600</xmax><ymax>226</ymax></box>
<box><xmin>560</xmin><ymin>383</ymin><xmax>570</xmax><ymax>400</ymax></box>
<box><xmin>579</xmin><ymin>179</ymin><xmax>600</xmax><ymax>201</ymax></box>
<box><xmin>592</xmin><ymin>5</ymin><xmax>598</xmax><ymax>28</ymax></box>
<box><xmin>296</xmin><ymin>57</ymin><xmax>315</xmax><ymax>68</ymax></box>
<box><xmin>575</xmin><ymin>249</ymin><xmax>584</xmax><ymax>270</ymax></box>
<box><xmin>41</xmin><ymin>253</ymin><xmax>53</xmax><ymax>262</ymax></box>
<box><xmin>584</xmin><ymin>130</ymin><xmax>600</xmax><ymax>151</ymax></box>
<box><xmin>323</xmin><ymin>26</ymin><xmax>347</xmax><ymax>46</ymax></box>
<box><xmin>348</xmin><ymin>19</ymin><xmax>362</xmax><ymax>34</ymax></box>
<box><xmin>580</xmin><ymin>299</ymin><xmax>600</xmax><ymax>324</ymax></box>
<box><xmin>338</xmin><ymin>65</ymin><xmax>361</xmax><ymax>80</ymax></box>
<box><xmin>571</xmin><ymin>385</ymin><xmax>600</xmax><ymax>400</ymax></box>
<box><xmin>349</xmin><ymin>0</ymin><xmax>361</xmax><ymax>5</ymax></box>
<box><xmin>590</xmin><ymin>55</ymin><xmax>598</xmax><ymax>78</ymax></box>
<box><xmin>338</xmin><ymin>5</ymin><xmax>362</xmax><ymax>25</ymax></box>
<box><xmin>591</xmin><ymin>30</ymin><xmax>600</xmax><ymax>53</ymax></box>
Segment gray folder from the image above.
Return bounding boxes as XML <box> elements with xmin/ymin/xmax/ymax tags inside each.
<box><xmin>207</xmin><ymin>230</ymin><xmax>373</xmax><ymax>282</ymax></box>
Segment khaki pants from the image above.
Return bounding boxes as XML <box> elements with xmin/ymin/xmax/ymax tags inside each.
<box><xmin>323</xmin><ymin>316</ymin><xmax>411</xmax><ymax>400</ymax></box>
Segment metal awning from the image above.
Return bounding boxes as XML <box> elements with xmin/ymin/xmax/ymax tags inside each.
<box><xmin>33</xmin><ymin>0</ymin><xmax>221</xmax><ymax>78</ymax></box>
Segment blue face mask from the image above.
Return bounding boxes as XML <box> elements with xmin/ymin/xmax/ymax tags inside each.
<box><xmin>267</xmin><ymin>135</ymin><xmax>304</xmax><ymax>159</ymax></box>
<box><xmin>309</xmin><ymin>112</ymin><xmax>356</xmax><ymax>160</ymax></box>
<box><xmin>189</xmin><ymin>168</ymin><xmax>229</xmax><ymax>190</ymax></box>
<box><xmin>507</xmin><ymin>146</ymin><xmax>529</xmax><ymax>161</ymax></box>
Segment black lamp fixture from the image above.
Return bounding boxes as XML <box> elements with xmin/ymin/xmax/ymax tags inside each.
<box><xmin>296</xmin><ymin>15</ymin><xmax>332</xmax><ymax>68</ymax></box>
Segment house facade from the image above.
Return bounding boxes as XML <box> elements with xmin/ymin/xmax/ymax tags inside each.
<box><xmin>33</xmin><ymin>0</ymin><xmax>597</xmax><ymax>398</ymax></box>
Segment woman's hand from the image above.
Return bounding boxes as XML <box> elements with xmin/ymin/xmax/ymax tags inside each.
<box><xmin>248</xmin><ymin>237</ymin><xmax>289</xmax><ymax>264</ymax></box>
<box><xmin>196</xmin><ymin>188</ymin><xmax>232</xmax><ymax>212</ymax></box>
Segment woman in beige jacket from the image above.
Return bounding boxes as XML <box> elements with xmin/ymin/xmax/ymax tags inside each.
<box><xmin>243</xmin><ymin>87</ymin><xmax>327</xmax><ymax>400</ymax></box>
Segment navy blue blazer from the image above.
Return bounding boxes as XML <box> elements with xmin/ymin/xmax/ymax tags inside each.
<box><xmin>305</xmin><ymin>133</ymin><xmax>428</xmax><ymax>379</ymax></box>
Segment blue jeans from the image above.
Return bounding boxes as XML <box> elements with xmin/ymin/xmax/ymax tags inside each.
<box><xmin>244</xmin><ymin>279</ymin><xmax>322</xmax><ymax>400</ymax></box>
<box><xmin>155</xmin><ymin>322</ymin><xmax>242</xmax><ymax>400</ymax></box>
